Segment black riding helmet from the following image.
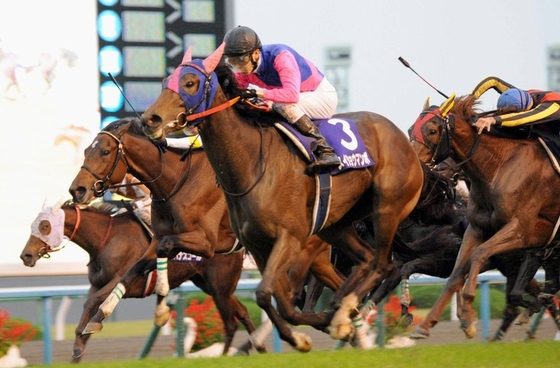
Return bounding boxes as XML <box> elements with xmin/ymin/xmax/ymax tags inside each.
<box><xmin>223</xmin><ymin>26</ymin><xmax>262</xmax><ymax>56</ymax></box>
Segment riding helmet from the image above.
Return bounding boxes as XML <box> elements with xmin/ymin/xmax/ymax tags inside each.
<box><xmin>497</xmin><ymin>88</ymin><xmax>532</xmax><ymax>112</ymax></box>
<box><xmin>223</xmin><ymin>26</ymin><xmax>262</xmax><ymax>56</ymax></box>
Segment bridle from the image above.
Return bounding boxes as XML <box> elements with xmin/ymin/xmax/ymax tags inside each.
<box><xmin>166</xmin><ymin>62</ymin><xmax>268</xmax><ymax>197</ymax></box>
<box><xmin>80</xmin><ymin>130</ymin><xmax>165</xmax><ymax>197</ymax></box>
<box><xmin>411</xmin><ymin>105</ymin><xmax>481</xmax><ymax>171</ymax></box>
<box><xmin>80</xmin><ymin>131</ymin><xmax>131</xmax><ymax>197</ymax></box>
<box><xmin>39</xmin><ymin>205</ymin><xmax>113</xmax><ymax>259</ymax></box>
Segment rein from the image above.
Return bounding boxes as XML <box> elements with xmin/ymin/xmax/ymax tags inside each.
<box><xmin>436</xmin><ymin>113</ymin><xmax>482</xmax><ymax>171</ymax></box>
<box><xmin>171</xmin><ymin>63</ymin><xmax>269</xmax><ymax>197</ymax></box>
<box><xmin>216</xmin><ymin>123</ymin><xmax>268</xmax><ymax>197</ymax></box>
<box><xmin>80</xmin><ymin>131</ymin><xmax>130</xmax><ymax>197</ymax></box>
<box><xmin>82</xmin><ymin>130</ymin><xmax>165</xmax><ymax>197</ymax></box>
<box><xmin>41</xmin><ymin>205</ymin><xmax>115</xmax><ymax>259</ymax></box>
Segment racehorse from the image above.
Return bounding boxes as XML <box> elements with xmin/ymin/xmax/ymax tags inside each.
<box><xmin>408</xmin><ymin>93</ymin><xmax>560</xmax><ymax>339</ymax></box>
<box><xmin>140</xmin><ymin>44</ymin><xmax>424</xmax><ymax>350</ymax></box>
<box><xmin>68</xmin><ymin>117</ymin><xmax>345</xmax><ymax>351</ymax></box>
<box><xmin>20</xmin><ymin>201</ymin><xmax>255</xmax><ymax>362</ymax></box>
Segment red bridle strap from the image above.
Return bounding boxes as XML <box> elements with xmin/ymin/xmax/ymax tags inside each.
<box><xmin>68</xmin><ymin>205</ymin><xmax>82</xmax><ymax>242</ymax></box>
<box><xmin>186</xmin><ymin>96</ymin><xmax>240</xmax><ymax>121</ymax></box>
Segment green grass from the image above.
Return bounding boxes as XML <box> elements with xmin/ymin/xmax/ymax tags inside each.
<box><xmin>32</xmin><ymin>340</ymin><xmax>560</xmax><ymax>368</ymax></box>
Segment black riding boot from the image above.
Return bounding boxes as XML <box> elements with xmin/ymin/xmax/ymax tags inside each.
<box><xmin>293</xmin><ymin>115</ymin><xmax>342</xmax><ymax>173</ymax></box>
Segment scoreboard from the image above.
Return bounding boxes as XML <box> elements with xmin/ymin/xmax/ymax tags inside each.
<box><xmin>97</xmin><ymin>0</ymin><xmax>226</xmax><ymax>128</ymax></box>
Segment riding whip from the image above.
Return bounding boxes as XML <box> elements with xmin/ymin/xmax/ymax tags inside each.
<box><xmin>398</xmin><ymin>57</ymin><xmax>449</xmax><ymax>99</ymax></box>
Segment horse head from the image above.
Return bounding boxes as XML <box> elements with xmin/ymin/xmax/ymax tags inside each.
<box><xmin>408</xmin><ymin>93</ymin><xmax>458</xmax><ymax>166</ymax></box>
<box><xmin>20</xmin><ymin>200</ymin><xmax>70</xmax><ymax>266</ymax></box>
<box><xmin>69</xmin><ymin>119</ymin><xmax>133</xmax><ymax>204</ymax></box>
<box><xmin>142</xmin><ymin>43</ymin><xmax>226</xmax><ymax>142</ymax></box>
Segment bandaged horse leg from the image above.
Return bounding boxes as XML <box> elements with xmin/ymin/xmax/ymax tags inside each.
<box><xmin>236</xmin><ymin>319</ymin><xmax>273</xmax><ymax>355</ymax></box>
<box><xmin>400</xmin><ymin>278</ymin><xmax>414</xmax><ymax>327</ymax></box>
<box><xmin>83</xmin><ymin>283</ymin><xmax>126</xmax><ymax>334</ymax></box>
<box><xmin>154</xmin><ymin>257</ymin><xmax>171</xmax><ymax>326</ymax></box>
<box><xmin>330</xmin><ymin>293</ymin><xmax>359</xmax><ymax>340</ymax></box>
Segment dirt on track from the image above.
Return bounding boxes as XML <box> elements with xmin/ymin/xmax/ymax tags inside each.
<box><xmin>19</xmin><ymin>319</ymin><xmax>560</xmax><ymax>365</ymax></box>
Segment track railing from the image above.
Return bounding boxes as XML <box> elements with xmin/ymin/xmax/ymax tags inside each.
<box><xmin>0</xmin><ymin>271</ymin><xmax>545</xmax><ymax>365</ymax></box>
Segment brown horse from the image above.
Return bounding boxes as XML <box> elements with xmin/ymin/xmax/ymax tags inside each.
<box><xmin>68</xmin><ymin>117</ymin><xmax>344</xmax><ymax>352</ymax></box>
<box><xmin>140</xmin><ymin>44</ymin><xmax>424</xmax><ymax>350</ymax></box>
<box><xmin>408</xmin><ymin>93</ymin><xmax>560</xmax><ymax>339</ymax></box>
<box><xmin>19</xmin><ymin>201</ymin><xmax>253</xmax><ymax>362</ymax></box>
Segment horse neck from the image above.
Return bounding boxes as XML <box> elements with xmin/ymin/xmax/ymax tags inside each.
<box><xmin>63</xmin><ymin>206</ymin><xmax>111</xmax><ymax>257</ymax></box>
<box><xmin>122</xmin><ymin>134</ymin><xmax>187</xmax><ymax>199</ymax></box>
<box><xmin>452</xmin><ymin>117</ymin><xmax>512</xmax><ymax>185</ymax></box>
<box><xmin>200</xmin><ymin>95</ymin><xmax>269</xmax><ymax>193</ymax></box>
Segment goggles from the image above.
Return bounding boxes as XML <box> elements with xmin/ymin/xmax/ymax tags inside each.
<box><xmin>225</xmin><ymin>53</ymin><xmax>252</xmax><ymax>66</ymax></box>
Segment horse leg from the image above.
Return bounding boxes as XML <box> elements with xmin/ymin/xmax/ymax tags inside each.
<box><xmin>83</xmin><ymin>258</ymin><xmax>156</xmax><ymax>334</ymax></box>
<box><xmin>509</xmin><ymin>251</ymin><xmax>542</xmax><ymax>313</ymax></box>
<box><xmin>300</xmin><ymin>244</ymin><xmax>346</xmax><ymax>313</ymax></box>
<box><xmin>71</xmin><ymin>285</ymin><xmax>111</xmax><ymax>362</ymax></box>
<box><xmin>253</xmin><ymin>230</ymin><xmax>315</xmax><ymax>352</ymax></box>
<box><xmin>153</xmin><ymin>231</ymin><xmax>215</xmax><ymax>326</ymax></box>
<box><xmin>491</xmin><ymin>273</ymin><xmax>519</xmax><ymax>342</ymax></box>
<box><xmin>460</xmin><ymin>225</ymin><xmax>525</xmax><ymax>339</ymax></box>
<box><xmin>411</xmin><ymin>226</ymin><xmax>482</xmax><ymax>339</ymax></box>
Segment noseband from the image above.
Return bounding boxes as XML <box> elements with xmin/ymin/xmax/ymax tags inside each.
<box><xmin>80</xmin><ymin>131</ymin><xmax>129</xmax><ymax>197</ymax></box>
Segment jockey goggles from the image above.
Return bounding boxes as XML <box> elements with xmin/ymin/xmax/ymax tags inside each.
<box><xmin>225</xmin><ymin>53</ymin><xmax>252</xmax><ymax>66</ymax></box>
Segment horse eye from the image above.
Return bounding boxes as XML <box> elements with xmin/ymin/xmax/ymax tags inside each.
<box><xmin>186</xmin><ymin>81</ymin><xmax>195</xmax><ymax>88</ymax></box>
<box><xmin>103</xmin><ymin>150</ymin><xmax>110</xmax><ymax>156</ymax></box>
<box><xmin>429</xmin><ymin>129</ymin><xmax>437</xmax><ymax>136</ymax></box>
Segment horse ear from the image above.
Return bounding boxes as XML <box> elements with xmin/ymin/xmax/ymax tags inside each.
<box><xmin>181</xmin><ymin>46</ymin><xmax>193</xmax><ymax>65</ymax></box>
<box><xmin>439</xmin><ymin>93</ymin><xmax>456</xmax><ymax>117</ymax></box>
<box><xmin>423</xmin><ymin>97</ymin><xmax>430</xmax><ymax>111</ymax></box>
<box><xmin>51</xmin><ymin>198</ymin><xmax>66</xmax><ymax>214</ymax></box>
<box><xmin>202</xmin><ymin>42</ymin><xmax>225</xmax><ymax>74</ymax></box>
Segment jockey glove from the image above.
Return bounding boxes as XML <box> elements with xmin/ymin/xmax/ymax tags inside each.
<box><xmin>241</xmin><ymin>88</ymin><xmax>258</xmax><ymax>99</ymax></box>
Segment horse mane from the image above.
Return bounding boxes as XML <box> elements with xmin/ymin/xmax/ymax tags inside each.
<box><xmin>214</xmin><ymin>63</ymin><xmax>284</xmax><ymax>126</ymax></box>
<box><xmin>453</xmin><ymin>95</ymin><xmax>531</xmax><ymax>139</ymax></box>
<box><xmin>102</xmin><ymin>117</ymin><xmax>143</xmax><ymax>136</ymax></box>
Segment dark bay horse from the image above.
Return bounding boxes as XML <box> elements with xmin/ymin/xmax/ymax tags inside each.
<box><xmin>20</xmin><ymin>202</ymin><xmax>252</xmax><ymax>362</ymax></box>
<box><xmin>68</xmin><ymin>117</ymin><xmax>344</xmax><ymax>352</ymax></box>
<box><xmin>408</xmin><ymin>94</ymin><xmax>560</xmax><ymax>339</ymax></box>
<box><xmin>140</xmin><ymin>44</ymin><xmax>424</xmax><ymax>350</ymax></box>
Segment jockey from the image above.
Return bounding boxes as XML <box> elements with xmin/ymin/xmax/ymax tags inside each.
<box><xmin>222</xmin><ymin>25</ymin><xmax>342</xmax><ymax>173</ymax></box>
<box><xmin>471</xmin><ymin>76</ymin><xmax>560</xmax><ymax>134</ymax></box>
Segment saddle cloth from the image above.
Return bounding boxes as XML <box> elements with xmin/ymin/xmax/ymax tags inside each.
<box><xmin>274</xmin><ymin>117</ymin><xmax>375</xmax><ymax>175</ymax></box>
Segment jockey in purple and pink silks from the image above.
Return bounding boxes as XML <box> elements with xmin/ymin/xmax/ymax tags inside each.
<box><xmin>223</xmin><ymin>25</ymin><xmax>342</xmax><ymax>173</ymax></box>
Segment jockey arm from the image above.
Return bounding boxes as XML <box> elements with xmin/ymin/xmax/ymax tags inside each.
<box><xmin>495</xmin><ymin>102</ymin><xmax>560</xmax><ymax>127</ymax></box>
<box><xmin>471</xmin><ymin>76</ymin><xmax>517</xmax><ymax>99</ymax></box>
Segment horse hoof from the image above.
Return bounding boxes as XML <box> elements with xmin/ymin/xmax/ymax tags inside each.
<box><xmin>401</xmin><ymin>313</ymin><xmax>414</xmax><ymax>328</ymax></box>
<box><xmin>461</xmin><ymin>322</ymin><xmax>476</xmax><ymax>339</ymax></box>
<box><xmin>293</xmin><ymin>331</ymin><xmax>312</xmax><ymax>352</ymax></box>
<box><xmin>329</xmin><ymin>321</ymin><xmax>354</xmax><ymax>341</ymax></box>
<box><xmin>154</xmin><ymin>306</ymin><xmax>171</xmax><ymax>327</ymax></box>
<box><xmin>82</xmin><ymin>322</ymin><xmax>103</xmax><ymax>335</ymax></box>
<box><xmin>71</xmin><ymin>349</ymin><xmax>83</xmax><ymax>362</ymax></box>
<box><xmin>410</xmin><ymin>326</ymin><xmax>429</xmax><ymax>339</ymax></box>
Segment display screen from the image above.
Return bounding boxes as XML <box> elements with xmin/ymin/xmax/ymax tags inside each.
<box><xmin>123</xmin><ymin>46</ymin><xmax>166</xmax><ymax>77</ymax></box>
<box><xmin>122</xmin><ymin>11</ymin><xmax>165</xmax><ymax>42</ymax></box>
<box><xmin>97</xmin><ymin>0</ymin><xmax>226</xmax><ymax>128</ymax></box>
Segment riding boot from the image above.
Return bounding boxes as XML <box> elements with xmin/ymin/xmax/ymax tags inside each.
<box><xmin>293</xmin><ymin>115</ymin><xmax>342</xmax><ymax>173</ymax></box>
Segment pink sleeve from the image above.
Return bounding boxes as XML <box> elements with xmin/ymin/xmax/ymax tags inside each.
<box><xmin>262</xmin><ymin>51</ymin><xmax>301</xmax><ymax>104</ymax></box>
<box><xmin>234</xmin><ymin>73</ymin><xmax>250</xmax><ymax>89</ymax></box>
